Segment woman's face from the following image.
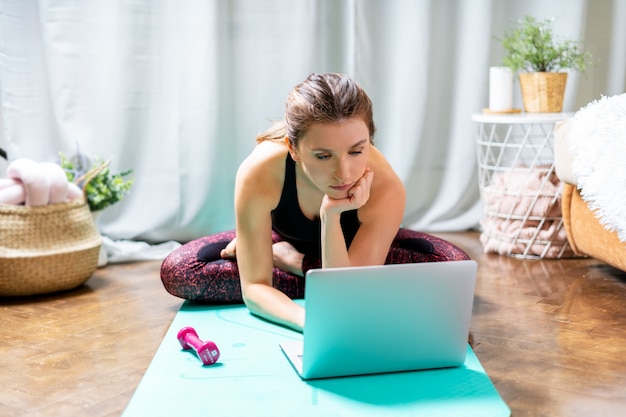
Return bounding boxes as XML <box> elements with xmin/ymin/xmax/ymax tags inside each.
<box><xmin>291</xmin><ymin>117</ymin><xmax>370</xmax><ymax>199</ymax></box>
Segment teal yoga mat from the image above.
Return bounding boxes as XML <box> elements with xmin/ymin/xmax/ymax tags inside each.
<box><xmin>123</xmin><ymin>302</ymin><xmax>510</xmax><ymax>417</ymax></box>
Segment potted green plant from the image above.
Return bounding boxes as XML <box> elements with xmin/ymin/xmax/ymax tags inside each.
<box><xmin>59</xmin><ymin>151</ymin><xmax>133</xmax><ymax>267</ymax></box>
<box><xmin>59</xmin><ymin>152</ymin><xmax>134</xmax><ymax>212</ymax></box>
<box><xmin>499</xmin><ymin>15</ymin><xmax>593</xmax><ymax>113</ymax></box>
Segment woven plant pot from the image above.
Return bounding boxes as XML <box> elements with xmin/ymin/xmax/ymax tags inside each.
<box><xmin>519</xmin><ymin>72</ymin><xmax>568</xmax><ymax>113</ymax></box>
<box><xmin>0</xmin><ymin>200</ymin><xmax>102</xmax><ymax>296</ymax></box>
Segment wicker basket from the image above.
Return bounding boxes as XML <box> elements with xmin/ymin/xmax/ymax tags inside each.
<box><xmin>519</xmin><ymin>72</ymin><xmax>568</xmax><ymax>113</ymax></box>
<box><xmin>0</xmin><ymin>200</ymin><xmax>102</xmax><ymax>296</ymax></box>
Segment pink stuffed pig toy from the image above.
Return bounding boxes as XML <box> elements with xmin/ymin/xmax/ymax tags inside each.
<box><xmin>0</xmin><ymin>158</ymin><xmax>83</xmax><ymax>206</ymax></box>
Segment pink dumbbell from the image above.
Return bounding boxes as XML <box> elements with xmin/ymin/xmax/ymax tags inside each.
<box><xmin>177</xmin><ymin>326</ymin><xmax>220</xmax><ymax>365</ymax></box>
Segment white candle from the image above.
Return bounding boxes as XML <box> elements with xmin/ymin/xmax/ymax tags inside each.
<box><xmin>489</xmin><ymin>66</ymin><xmax>513</xmax><ymax>112</ymax></box>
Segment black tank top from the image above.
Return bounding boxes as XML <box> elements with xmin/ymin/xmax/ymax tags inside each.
<box><xmin>271</xmin><ymin>154</ymin><xmax>361</xmax><ymax>255</ymax></box>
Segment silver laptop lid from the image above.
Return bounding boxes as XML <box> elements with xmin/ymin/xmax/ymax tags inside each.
<box><xmin>301</xmin><ymin>260</ymin><xmax>477</xmax><ymax>379</ymax></box>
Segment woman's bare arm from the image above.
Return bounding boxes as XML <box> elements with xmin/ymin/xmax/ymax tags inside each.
<box><xmin>321</xmin><ymin>146</ymin><xmax>405</xmax><ymax>268</ymax></box>
<box><xmin>233</xmin><ymin>144</ymin><xmax>305</xmax><ymax>331</ymax></box>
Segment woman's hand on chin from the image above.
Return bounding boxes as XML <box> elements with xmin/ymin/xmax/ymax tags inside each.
<box><xmin>321</xmin><ymin>167</ymin><xmax>374</xmax><ymax>215</ymax></box>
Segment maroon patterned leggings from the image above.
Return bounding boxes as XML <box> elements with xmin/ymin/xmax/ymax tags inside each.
<box><xmin>160</xmin><ymin>228</ymin><xmax>470</xmax><ymax>303</ymax></box>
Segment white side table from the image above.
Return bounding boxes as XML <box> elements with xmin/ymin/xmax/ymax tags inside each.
<box><xmin>472</xmin><ymin>112</ymin><xmax>576</xmax><ymax>259</ymax></box>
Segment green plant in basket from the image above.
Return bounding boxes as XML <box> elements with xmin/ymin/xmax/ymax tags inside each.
<box><xmin>499</xmin><ymin>15</ymin><xmax>592</xmax><ymax>73</ymax></box>
<box><xmin>59</xmin><ymin>152</ymin><xmax>134</xmax><ymax>212</ymax></box>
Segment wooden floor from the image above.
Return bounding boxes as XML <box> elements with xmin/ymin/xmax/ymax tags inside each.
<box><xmin>1</xmin><ymin>231</ymin><xmax>626</xmax><ymax>416</ymax></box>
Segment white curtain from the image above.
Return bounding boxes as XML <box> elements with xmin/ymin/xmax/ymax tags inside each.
<box><xmin>0</xmin><ymin>0</ymin><xmax>623</xmax><ymax>243</ymax></box>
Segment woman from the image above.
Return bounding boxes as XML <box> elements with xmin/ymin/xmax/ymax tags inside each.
<box><xmin>161</xmin><ymin>73</ymin><xmax>469</xmax><ymax>332</ymax></box>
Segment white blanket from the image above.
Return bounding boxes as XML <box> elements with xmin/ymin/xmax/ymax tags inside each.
<box><xmin>567</xmin><ymin>93</ymin><xmax>626</xmax><ymax>242</ymax></box>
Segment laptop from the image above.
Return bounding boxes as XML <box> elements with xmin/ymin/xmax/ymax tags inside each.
<box><xmin>279</xmin><ymin>260</ymin><xmax>477</xmax><ymax>379</ymax></box>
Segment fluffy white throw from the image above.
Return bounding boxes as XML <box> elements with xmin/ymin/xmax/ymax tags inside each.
<box><xmin>567</xmin><ymin>93</ymin><xmax>626</xmax><ymax>242</ymax></box>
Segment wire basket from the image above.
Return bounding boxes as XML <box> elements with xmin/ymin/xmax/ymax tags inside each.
<box><xmin>474</xmin><ymin>118</ymin><xmax>576</xmax><ymax>259</ymax></box>
<box><xmin>0</xmin><ymin>199</ymin><xmax>102</xmax><ymax>296</ymax></box>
